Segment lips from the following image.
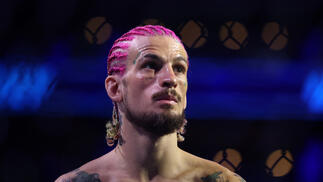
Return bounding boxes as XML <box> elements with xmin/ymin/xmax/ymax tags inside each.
<box><xmin>155</xmin><ymin>94</ymin><xmax>178</xmax><ymax>102</ymax></box>
<box><xmin>152</xmin><ymin>90</ymin><xmax>180</xmax><ymax>103</ymax></box>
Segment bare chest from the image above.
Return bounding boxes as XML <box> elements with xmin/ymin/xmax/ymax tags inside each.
<box><xmin>95</xmin><ymin>171</ymin><xmax>205</xmax><ymax>182</ymax></box>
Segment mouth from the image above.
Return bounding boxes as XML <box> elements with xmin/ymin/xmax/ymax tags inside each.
<box><xmin>152</xmin><ymin>90</ymin><xmax>180</xmax><ymax>104</ymax></box>
<box><xmin>155</xmin><ymin>95</ymin><xmax>178</xmax><ymax>102</ymax></box>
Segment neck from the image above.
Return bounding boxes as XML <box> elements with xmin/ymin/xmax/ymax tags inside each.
<box><xmin>114</xmin><ymin>114</ymin><xmax>184</xmax><ymax>180</ymax></box>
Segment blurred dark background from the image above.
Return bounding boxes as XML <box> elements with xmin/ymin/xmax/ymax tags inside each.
<box><xmin>1</xmin><ymin>0</ymin><xmax>323</xmax><ymax>181</ymax></box>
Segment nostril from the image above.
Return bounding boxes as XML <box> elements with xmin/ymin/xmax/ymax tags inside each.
<box><xmin>162</xmin><ymin>78</ymin><xmax>177</xmax><ymax>88</ymax></box>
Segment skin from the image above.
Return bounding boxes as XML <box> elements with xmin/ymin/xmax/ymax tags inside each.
<box><xmin>55</xmin><ymin>36</ymin><xmax>246</xmax><ymax>182</ymax></box>
<box><xmin>119</xmin><ymin>35</ymin><xmax>188</xmax><ymax>118</ymax></box>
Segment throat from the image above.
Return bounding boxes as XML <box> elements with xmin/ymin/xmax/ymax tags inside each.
<box><xmin>116</xmin><ymin>127</ymin><xmax>182</xmax><ymax>178</ymax></box>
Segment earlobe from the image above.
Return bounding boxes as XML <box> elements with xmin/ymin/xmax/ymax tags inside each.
<box><xmin>105</xmin><ymin>76</ymin><xmax>122</xmax><ymax>102</ymax></box>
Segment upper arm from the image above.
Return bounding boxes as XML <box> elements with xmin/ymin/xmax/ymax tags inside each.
<box><xmin>228</xmin><ymin>172</ymin><xmax>246</xmax><ymax>182</ymax></box>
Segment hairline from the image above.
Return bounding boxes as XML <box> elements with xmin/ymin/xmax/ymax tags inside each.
<box><xmin>113</xmin><ymin>35</ymin><xmax>187</xmax><ymax>77</ymax></box>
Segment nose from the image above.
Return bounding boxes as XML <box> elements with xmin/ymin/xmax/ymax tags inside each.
<box><xmin>158</xmin><ymin>64</ymin><xmax>177</xmax><ymax>88</ymax></box>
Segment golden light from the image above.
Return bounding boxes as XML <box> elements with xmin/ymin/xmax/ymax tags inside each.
<box><xmin>178</xmin><ymin>20</ymin><xmax>208</xmax><ymax>48</ymax></box>
<box><xmin>265</xmin><ymin>149</ymin><xmax>293</xmax><ymax>177</ymax></box>
<box><xmin>84</xmin><ymin>17</ymin><xmax>112</xmax><ymax>45</ymax></box>
<box><xmin>219</xmin><ymin>21</ymin><xmax>248</xmax><ymax>50</ymax></box>
<box><xmin>213</xmin><ymin>148</ymin><xmax>242</xmax><ymax>172</ymax></box>
<box><xmin>262</xmin><ymin>22</ymin><xmax>288</xmax><ymax>51</ymax></box>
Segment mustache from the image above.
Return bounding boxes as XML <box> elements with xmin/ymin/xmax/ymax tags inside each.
<box><xmin>152</xmin><ymin>89</ymin><xmax>181</xmax><ymax>102</ymax></box>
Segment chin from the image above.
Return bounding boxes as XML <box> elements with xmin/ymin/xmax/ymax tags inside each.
<box><xmin>158</xmin><ymin>110</ymin><xmax>184</xmax><ymax>120</ymax></box>
<box><xmin>125</xmin><ymin>107</ymin><xmax>185</xmax><ymax>136</ymax></box>
<box><xmin>159</xmin><ymin>103</ymin><xmax>175</xmax><ymax>109</ymax></box>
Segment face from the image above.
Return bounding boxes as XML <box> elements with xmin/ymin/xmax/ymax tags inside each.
<box><xmin>119</xmin><ymin>36</ymin><xmax>188</xmax><ymax>135</ymax></box>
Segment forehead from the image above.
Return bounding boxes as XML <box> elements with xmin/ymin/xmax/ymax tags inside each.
<box><xmin>128</xmin><ymin>36</ymin><xmax>188</xmax><ymax>61</ymax></box>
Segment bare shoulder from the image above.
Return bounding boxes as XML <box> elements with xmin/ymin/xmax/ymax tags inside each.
<box><xmin>181</xmin><ymin>150</ymin><xmax>246</xmax><ymax>182</ymax></box>
<box><xmin>199</xmin><ymin>170</ymin><xmax>246</xmax><ymax>182</ymax></box>
<box><xmin>199</xmin><ymin>160</ymin><xmax>246</xmax><ymax>182</ymax></box>
<box><xmin>226</xmin><ymin>172</ymin><xmax>246</xmax><ymax>182</ymax></box>
<box><xmin>55</xmin><ymin>167</ymin><xmax>102</xmax><ymax>182</ymax></box>
<box><xmin>55</xmin><ymin>153</ymin><xmax>112</xmax><ymax>182</ymax></box>
<box><xmin>55</xmin><ymin>168</ymin><xmax>79</xmax><ymax>182</ymax></box>
<box><xmin>198</xmin><ymin>160</ymin><xmax>246</xmax><ymax>182</ymax></box>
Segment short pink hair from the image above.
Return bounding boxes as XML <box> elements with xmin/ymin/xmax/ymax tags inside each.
<box><xmin>107</xmin><ymin>25</ymin><xmax>184</xmax><ymax>75</ymax></box>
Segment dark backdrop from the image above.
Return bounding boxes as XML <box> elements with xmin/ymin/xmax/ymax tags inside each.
<box><xmin>1</xmin><ymin>0</ymin><xmax>323</xmax><ymax>181</ymax></box>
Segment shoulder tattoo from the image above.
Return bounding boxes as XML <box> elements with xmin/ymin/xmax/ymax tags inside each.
<box><xmin>234</xmin><ymin>173</ymin><xmax>246</xmax><ymax>182</ymax></box>
<box><xmin>201</xmin><ymin>172</ymin><xmax>246</xmax><ymax>182</ymax></box>
<box><xmin>63</xmin><ymin>171</ymin><xmax>101</xmax><ymax>182</ymax></box>
<box><xmin>201</xmin><ymin>171</ymin><xmax>228</xmax><ymax>182</ymax></box>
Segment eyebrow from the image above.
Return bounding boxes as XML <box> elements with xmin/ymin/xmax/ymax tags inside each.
<box><xmin>142</xmin><ymin>53</ymin><xmax>188</xmax><ymax>65</ymax></box>
<box><xmin>143</xmin><ymin>53</ymin><xmax>161</xmax><ymax>60</ymax></box>
<box><xmin>173</xmin><ymin>56</ymin><xmax>188</xmax><ymax>65</ymax></box>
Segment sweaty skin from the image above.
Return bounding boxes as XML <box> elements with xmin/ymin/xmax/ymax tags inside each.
<box><xmin>55</xmin><ymin>36</ymin><xmax>246</xmax><ymax>182</ymax></box>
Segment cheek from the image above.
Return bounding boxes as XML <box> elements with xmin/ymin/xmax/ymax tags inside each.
<box><xmin>126</xmin><ymin>72</ymin><xmax>155</xmax><ymax>100</ymax></box>
<box><xmin>184</xmin><ymin>82</ymin><xmax>188</xmax><ymax>93</ymax></box>
<box><xmin>137</xmin><ymin>70</ymin><xmax>155</xmax><ymax>80</ymax></box>
<box><xmin>178</xmin><ymin>77</ymin><xmax>188</xmax><ymax>91</ymax></box>
<box><xmin>181</xmin><ymin>79</ymin><xmax>188</xmax><ymax>105</ymax></box>
<box><xmin>135</xmin><ymin>72</ymin><xmax>156</xmax><ymax>86</ymax></box>
<box><xmin>177</xmin><ymin>79</ymin><xmax>187</xmax><ymax>106</ymax></box>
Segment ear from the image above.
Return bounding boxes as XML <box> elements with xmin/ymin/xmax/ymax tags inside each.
<box><xmin>105</xmin><ymin>75</ymin><xmax>122</xmax><ymax>102</ymax></box>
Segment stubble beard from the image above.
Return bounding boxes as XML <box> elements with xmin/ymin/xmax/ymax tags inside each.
<box><xmin>123</xmin><ymin>92</ymin><xmax>185</xmax><ymax>137</ymax></box>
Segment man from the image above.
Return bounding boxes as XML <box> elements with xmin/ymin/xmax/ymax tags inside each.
<box><xmin>56</xmin><ymin>25</ymin><xmax>246</xmax><ymax>182</ymax></box>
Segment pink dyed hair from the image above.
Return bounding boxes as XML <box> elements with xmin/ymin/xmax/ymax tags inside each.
<box><xmin>107</xmin><ymin>25</ymin><xmax>185</xmax><ymax>75</ymax></box>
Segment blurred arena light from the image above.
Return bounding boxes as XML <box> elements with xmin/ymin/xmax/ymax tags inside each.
<box><xmin>0</xmin><ymin>63</ymin><xmax>56</xmax><ymax>111</ymax></box>
<box><xmin>141</xmin><ymin>18</ymin><xmax>165</xmax><ymax>26</ymax></box>
<box><xmin>84</xmin><ymin>17</ymin><xmax>112</xmax><ymax>45</ymax></box>
<box><xmin>302</xmin><ymin>71</ymin><xmax>323</xmax><ymax>114</ymax></box>
<box><xmin>178</xmin><ymin>19</ymin><xmax>208</xmax><ymax>48</ymax></box>
<box><xmin>219</xmin><ymin>21</ymin><xmax>248</xmax><ymax>50</ymax></box>
<box><xmin>262</xmin><ymin>22</ymin><xmax>288</xmax><ymax>51</ymax></box>
<box><xmin>213</xmin><ymin>148</ymin><xmax>242</xmax><ymax>172</ymax></box>
<box><xmin>265</xmin><ymin>149</ymin><xmax>293</xmax><ymax>177</ymax></box>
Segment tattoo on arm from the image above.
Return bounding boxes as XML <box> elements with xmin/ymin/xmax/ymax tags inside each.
<box><xmin>63</xmin><ymin>171</ymin><xmax>101</xmax><ymax>182</ymax></box>
<box><xmin>201</xmin><ymin>172</ymin><xmax>228</xmax><ymax>182</ymax></box>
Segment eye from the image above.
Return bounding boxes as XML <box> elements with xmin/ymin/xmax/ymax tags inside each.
<box><xmin>141</xmin><ymin>60</ymin><xmax>161</xmax><ymax>71</ymax></box>
<box><xmin>173</xmin><ymin>64</ymin><xmax>186</xmax><ymax>74</ymax></box>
